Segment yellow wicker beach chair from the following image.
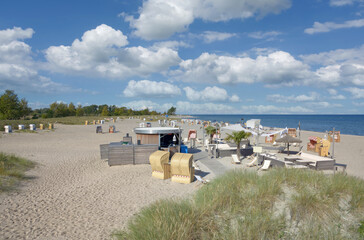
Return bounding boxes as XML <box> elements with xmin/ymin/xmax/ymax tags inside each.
<box><xmin>149</xmin><ymin>151</ymin><xmax>171</xmax><ymax>180</ymax></box>
<box><xmin>170</xmin><ymin>153</ymin><xmax>194</xmax><ymax>184</ymax></box>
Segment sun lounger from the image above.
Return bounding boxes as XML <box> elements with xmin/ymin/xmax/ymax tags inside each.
<box><xmin>246</xmin><ymin>156</ymin><xmax>258</xmax><ymax>167</ymax></box>
<box><xmin>260</xmin><ymin>160</ymin><xmax>271</xmax><ymax>170</ymax></box>
<box><xmin>195</xmin><ymin>175</ymin><xmax>209</xmax><ymax>184</ymax></box>
<box><xmin>231</xmin><ymin>154</ymin><xmax>241</xmax><ymax>164</ymax></box>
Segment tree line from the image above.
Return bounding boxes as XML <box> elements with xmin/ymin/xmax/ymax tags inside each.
<box><xmin>0</xmin><ymin>90</ymin><xmax>177</xmax><ymax>120</ymax></box>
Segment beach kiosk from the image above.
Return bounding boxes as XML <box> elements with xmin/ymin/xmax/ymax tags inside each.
<box><xmin>134</xmin><ymin>127</ymin><xmax>182</xmax><ymax>154</ymax></box>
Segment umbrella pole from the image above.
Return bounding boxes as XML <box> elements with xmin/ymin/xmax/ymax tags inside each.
<box><xmin>287</xmin><ymin>143</ymin><xmax>290</xmax><ymax>155</ymax></box>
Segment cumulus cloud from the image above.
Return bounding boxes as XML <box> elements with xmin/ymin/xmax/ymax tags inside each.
<box><xmin>301</xmin><ymin>45</ymin><xmax>364</xmax><ymax>66</ymax></box>
<box><xmin>353</xmin><ymin>101</ymin><xmax>364</xmax><ymax>106</ymax></box>
<box><xmin>176</xmin><ymin>101</ymin><xmax>237</xmax><ymax>114</ymax></box>
<box><xmin>304</xmin><ymin>18</ymin><xmax>364</xmax><ymax>34</ymax></box>
<box><xmin>123</xmin><ymin>100</ymin><xmax>173</xmax><ymax>112</ymax></box>
<box><xmin>0</xmin><ymin>27</ymin><xmax>72</xmax><ymax>93</ymax></box>
<box><xmin>0</xmin><ymin>27</ymin><xmax>34</xmax><ymax>44</ymax></box>
<box><xmin>173</xmin><ymin>51</ymin><xmax>311</xmax><ymax>86</ymax></box>
<box><xmin>126</xmin><ymin>0</ymin><xmax>291</xmax><ymax>40</ymax></box>
<box><xmin>247</xmin><ymin>31</ymin><xmax>282</xmax><ymax>40</ymax></box>
<box><xmin>183</xmin><ymin>86</ymin><xmax>240</xmax><ymax>102</ymax></box>
<box><xmin>240</xmin><ymin>105</ymin><xmax>313</xmax><ymax>114</ymax></box>
<box><xmin>301</xmin><ymin>45</ymin><xmax>364</xmax><ymax>87</ymax></box>
<box><xmin>152</xmin><ymin>40</ymin><xmax>191</xmax><ymax>50</ymax></box>
<box><xmin>45</xmin><ymin>24</ymin><xmax>181</xmax><ymax>79</ymax></box>
<box><xmin>327</xmin><ymin>89</ymin><xmax>346</xmax><ymax>99</ymax></box>
<box><xmin>266</xmin><ymin>92</ymin><xmax>319</xmax><ymax>103</ymax></box>
<box><xmin>330</xmin><ymin>0</ymin><xmax>364</xmax><ymax>6</ymax></box>
<box><xmin>344</xmin><ymin>87</ymin><xmax>364</xmax><ymax>98</ymax></box>
<box><xmin>123</xmin><ymin>80</ymin><xmax>181</xmax><ymax>98</ymax></box>
<box><xmin>200</xmin><ymin>31</ymin><xmax>237</xmax><ymax>43</ymax></box>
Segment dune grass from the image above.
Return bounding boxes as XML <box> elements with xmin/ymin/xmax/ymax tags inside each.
<box><xmin>0</xmin><ymin>152</ymin><xmax>35</xmax><ymax>192</ymax></box>
<box><xmin>115</xmin><ymin>169</ymin><xmax>364</xmax><ymax>240</ymax></box>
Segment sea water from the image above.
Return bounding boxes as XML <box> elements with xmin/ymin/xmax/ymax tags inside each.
<box><xmin>189</xmin><ymin>114</ymin><xmax>364</xmax><ymax>136</ymax></box>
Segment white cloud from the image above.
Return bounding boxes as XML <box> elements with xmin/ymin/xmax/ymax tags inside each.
<box><xmin>301</xmin><ymin>44</ymin><xmax>364</xmax><ymax>66</ymax></box>
<box><xmin>125</xmin><ymin>0</ymin><xmax>194</xmax><ymax>40</ymax></box>
<box><xmin>126</xmin><ymin>0</ymin><xmax>291</xmax><ymax>40</ymax></box>
<box><xmin>266</xmin><ymin>92</ymin><xmax>319</xmax><ymax>103</ymax></box>
<box><xmin>328</xmin><ymin>88</ymin><xmax>346</xmax><ymax>99</ymax></box>
<box><xmin>123</xmin><ymin>100</ymin><xmax>174</xmax><ymax>112</ymax></box>
<box><xmin>301</xmin><ymin>45</ymin><xmax>364</xmax><ymax>87</ymax></box>
<box><xmin>176</xmin><ymin>101</ymin><xmax>237</xmax><ymax>114</ymax></box>
<box><xmin>0</xmin><ymin>27</ymin><xmax>72</xmax><ymax>93</ymax></box>
<box><xmin>152</xmin><ymin>40</ymin><xmax>191</xmax><ymax>50</ymax></box>
<box><xmin>230</xmin><ymin>94</ymin><xmax>240</xmax><ymax>102</ymax></box>
<box><xmin>240</xmin><ymin>105</ymin><xmax>313</xmax><ymax>114</ymax></box>
<box><xmin>183</xmin><ymin>86</ymin><xmax>239</xmax><ymax>102</ymax></box>
<box><xmin>0</xmin><ymin>27</ymin><xmax>34</xmax><ymax>44</ymax></box>
<box><xmin>201</xmin><ymin>31</ymin><xmax>237</xmax><ymax>43</ymax></box>
<box><xmin>45</xmin><ymin>24</ymin><xmax>181</xmax><ymax>79</ymax></box>
<box><xmin>353</xmin><ymin>101</ymin><xmax>364</xmax><ymax>106</ymax></box>
<box><xmin>173</xmin><ymin>51</ymin><xmax>311</xmax><ymax>86</ymax></box>
<box><xmin>123</xmin><ymin>80</ymin><xmax>181</xmax><ymax>97</ymax></box>
<box><xmin>330</xmin><ymin>0</ymin><xmax>364</xmax><ymax>6</ymax></box>
<box><xmin>247</xmin><ymin>31</ymin><xmax>282</xmax><ymax>40</ymax></box>
<box><xmin>344</xmin><ymin>87</ymin><xmax>364</xmax><ymax>98</ymax></box>
<box><xmin>304</xmin><ymin>18</ymin><xmax>364</xmax><ymax>34</ymax></box>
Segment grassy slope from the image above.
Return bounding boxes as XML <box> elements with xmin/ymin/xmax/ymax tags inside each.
<box><xmin>0</xmin><ymin>153</ymin><xmax>35</xmax><ymax>192</ymax></box>
<box><xmin>115</xmin><ymin>169</ymin><xmax>364</xmax><ymax>240</ymax></box>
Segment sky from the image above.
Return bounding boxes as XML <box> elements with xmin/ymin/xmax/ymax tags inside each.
<box><xmin>1</xmin><ymin>0</ymin><xmax>364</xmax><ymax>114</ymax></box>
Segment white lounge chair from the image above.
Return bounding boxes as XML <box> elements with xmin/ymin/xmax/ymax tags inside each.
<box><xmin>260</xmin><ymin>160</ymin><xmax>271</xmax><ymax>170</ymax></box>
<box><xmin>231</xmin><ymin>154</ymin><xmax>241</xmax><ymax>164</ymax></box>
<box><xmin>246</xmin><ymin>156</ymin><xmax>258</xmax><ymax>167</ymax></box>
<box><xmin>195</xmin><ymin>175</ymin><xmax>209</xmax><ymax>184</ymax></box>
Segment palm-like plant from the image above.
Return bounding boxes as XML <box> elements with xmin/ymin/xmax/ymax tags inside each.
<box><xmin>225</xmin><ymin>131</ymin><xmax>252</xmax><ymax>159</ymax></box>
<box><xmin>205</xmin><ymin>126</ymin><xmax>217</xmax><ymax>143</ymax></box>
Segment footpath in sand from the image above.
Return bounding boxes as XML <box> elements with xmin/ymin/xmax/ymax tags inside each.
<box><xmin>0</xmin><ymin>119</ymin><xmax>198</xmax><ymax>239</ymax></box>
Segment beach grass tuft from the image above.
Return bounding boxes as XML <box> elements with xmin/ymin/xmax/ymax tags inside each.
<box><xmin>115</xmin><ymin>168</ymin><xmax>364</xmax><ymax>240</ymax></box>
<box><xmin>0</xmin><ymin>152</ymin><xmax>35</xmax><ymax>192</ymax></box>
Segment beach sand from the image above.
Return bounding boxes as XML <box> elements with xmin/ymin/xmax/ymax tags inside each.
<box><xmin>0</xmin><ymin>118</ymin><xmax>363</xmax><ymax>239</ymax></box>
<box><xmin>0</xmin><ymin>119</ymin><xmax>198</xmax><ymax>240</ymax></box>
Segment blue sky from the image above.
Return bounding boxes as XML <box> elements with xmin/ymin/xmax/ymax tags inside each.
<box><xmin>1</xmin><ymin>0</ymin><xmax>364</xmax><ymax>114</ymax></box>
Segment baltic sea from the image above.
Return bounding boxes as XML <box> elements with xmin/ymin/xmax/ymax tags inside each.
<box><xmin>189</xmin><ymin>114</ymin><xmax>364</xmax><ymax>136</ymax></box>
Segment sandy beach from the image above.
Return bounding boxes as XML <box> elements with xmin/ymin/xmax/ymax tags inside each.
<box><xmin>0</xmin><ymin>118</ymin><xmax>363</xmax><ymax>239</ymax></box>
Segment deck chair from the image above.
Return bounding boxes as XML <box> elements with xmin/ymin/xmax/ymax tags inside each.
<box><xmin>246</xmin><ymin>156</ymin><xmax>258</xmax><ymax>167</ymax></box>
<box><xmin>231</xmin><ymin>154</ymin><xmax>241</xmax><ymax>164</ymax></box>
<box><xmin>260</xmin><ymin>160</ymin><xmax>271</xmax><ymax>170</ymax></box>
<box><xmin>195</xmin><ymin>175</ymin><xmax>209</xmax><ymax>184</ymax></box>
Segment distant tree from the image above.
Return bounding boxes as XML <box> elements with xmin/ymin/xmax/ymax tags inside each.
<box><xmin>101</xmin><ymin>106</ymin><xmax>109</xmax><ymax>116</ymax></box>
<box><xmin>76</xmin><ymin>105</ymin><xmax>84</xmax><ymax>116</ymax></box>
<box><xmin>68</xmin><ymin>102</ymin><xmax>76</xmax><ymax>116</ymax></box>
<box><xmin>225</xmin><ymin>131</ymin><xmax>252</xmax><ymax>160</ymax></box>
<box><xmin>167</xmin><ymin>106</ymin><xmax>176</xmax><ymax>115</ymax></box>
<box><xmin>0</xmin><ymin>90</ymin><xmax>30</xmax><ymax>120</ymax></box>
<box><xmin>19</xmin><ymin>98</ymin><xmax>31</xmax><ymax>118</ymax></box>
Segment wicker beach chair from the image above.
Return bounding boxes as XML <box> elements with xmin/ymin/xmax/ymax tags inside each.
<box><xmin>149</xmin><ymin>151</ymin><xmax>171</xmax><ymax>179</ymax></box>
<box><xmin>170</xmin><ymin>153</ymin><xmax>194</xmax><ymax>184</ymax></box>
